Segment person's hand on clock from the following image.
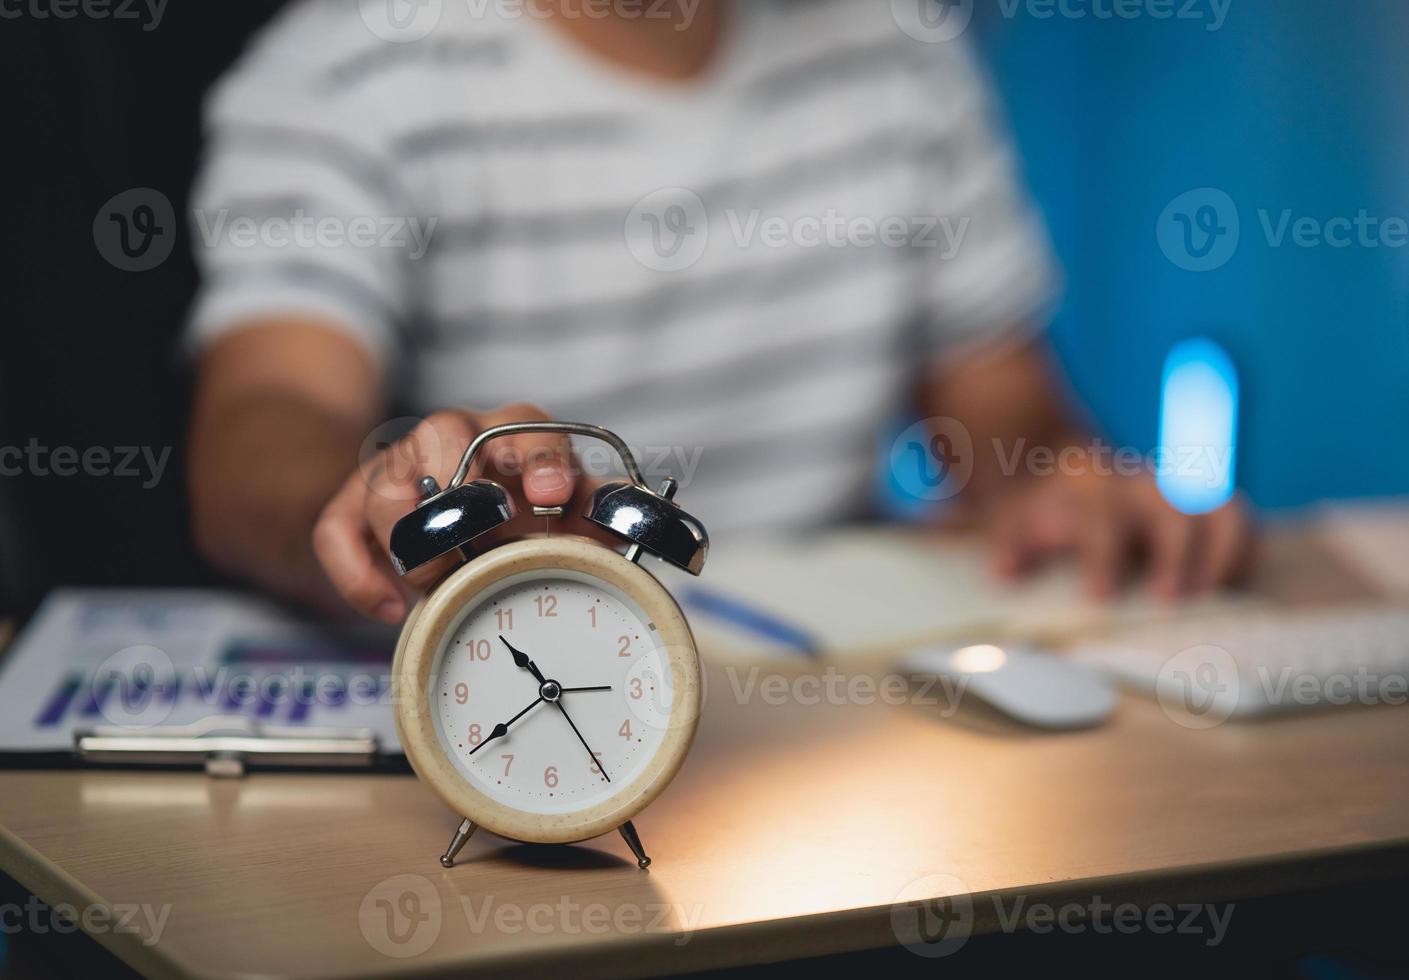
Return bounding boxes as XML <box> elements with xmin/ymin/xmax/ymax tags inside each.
<box><xmin>312</xmin><ymin>404</ymin><xmax>590</xmax><ymax>624</ymax></box>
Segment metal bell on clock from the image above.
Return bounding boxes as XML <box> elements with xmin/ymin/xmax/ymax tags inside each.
<box><xmin>389</xmin><ymin>478</ymin><xmax>515</xmax><ymax>575</ymax></box>
<box><xmin>584</xmin><ymin>477</ymin><xmax>707</xmax><ymax>575</ymax></box>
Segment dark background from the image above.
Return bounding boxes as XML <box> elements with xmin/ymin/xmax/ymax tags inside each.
<box><xmin>1</xmin><ymin>2</ymin><xmax>287</xmax><ymax>615</ymax></box>
<box><xmin>3</xmin><ymin>1</ymin><xmax>1407</xmax><ymax>618</ymax></box>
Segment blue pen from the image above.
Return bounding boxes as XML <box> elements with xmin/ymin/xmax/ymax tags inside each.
<box><xmin>680</xmin><ymin>586</ymin><xmax>822</xmax><ymax>659</ymax></box>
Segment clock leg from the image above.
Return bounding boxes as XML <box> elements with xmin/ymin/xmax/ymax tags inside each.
<box><xmin>619</xmin><ymin>821</ymin><xmax>652</xmax><ymax>870</ymax></box>
<box><xmin>439</xmin><ymin>818</ymin><xmax>477</xmax><ymax>868</ymax></box>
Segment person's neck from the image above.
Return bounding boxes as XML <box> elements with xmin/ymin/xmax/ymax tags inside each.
<box><xmin>540</xmin><ymin>1</ymin><xmax>728</xmax><ymax>83</ymax></box>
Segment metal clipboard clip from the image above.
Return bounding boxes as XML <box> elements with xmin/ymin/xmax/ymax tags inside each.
<box><xmin>74</xmin><ymin>717</ymin><xmax>380</xmax><ymax>777</ymax></box>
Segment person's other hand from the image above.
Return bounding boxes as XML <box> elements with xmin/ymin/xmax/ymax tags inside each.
<box><xmin>985</xmin><ymin>468</ymin><xmax>1253</xmax><ymax>601</ymax></box>
<box><xmin>312</xmin><ymin>404</ymin><xmax>583</xmax><ymax>623</ymax></box>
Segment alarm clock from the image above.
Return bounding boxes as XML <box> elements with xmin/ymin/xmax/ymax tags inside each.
<box><xmin>388</xmin><ymin>422</ymin><xmax>708</xmax><ymax>870</ymax></box>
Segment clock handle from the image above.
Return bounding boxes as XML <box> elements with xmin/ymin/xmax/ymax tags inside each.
<box><xmin>447</xmin><ymin>421</ymin><xmax>650</xmax><ymax>492</ymax></box>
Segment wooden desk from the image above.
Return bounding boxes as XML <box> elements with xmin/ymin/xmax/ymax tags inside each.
<box><xmin>0</xmin><ymin>527</ymin><xmax>1405</xmax><ymax>979</ymax></box>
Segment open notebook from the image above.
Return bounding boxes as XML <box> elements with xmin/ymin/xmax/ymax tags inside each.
<box><xmin>661</xmin><ymin>529</ymin><xmax>1259</xmax><ymax>662</ymax></box>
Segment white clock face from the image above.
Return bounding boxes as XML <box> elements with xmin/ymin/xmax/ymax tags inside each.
<box><xmin>430</xmin><ymin>569</ymin><xmax>676</xmax><ymax>816</ymax></box>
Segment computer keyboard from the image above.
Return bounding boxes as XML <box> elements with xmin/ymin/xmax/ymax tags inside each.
<box><xmin>1071</xmin><ymin>606</ymin><xmax>1409</xmax><ymax>721</ymax></box>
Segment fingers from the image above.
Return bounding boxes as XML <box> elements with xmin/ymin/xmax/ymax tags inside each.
<box><xmin>362</xmin><ymin>410</ymin><xmax>486</xmax><ymax>593</ymax></box>
<box><xmin>984</xmin><ymin>473</ymin><xmax>1253</xmax><ymax>601</ymax></box>
<box><xmin>320</xmin><ymin>404</ymin><xmax>574</xmax><ymax>622</ymax></box>
<box><xmin>363</xmin><ymin>410</ymin><xmax>479</xmax><ymax>545</ymax></box>
<box><xmin>1140</xmin><ymin>481</ymin><xmax>1253</xmax><ymax>598</ymax></box>
<box><xmin>1077</xmin><ymin>501</ymin><xmax>1126</xmax><ymax>600</ymax></box>
<box><xmin>1147</xmin><ymin>504</ymin><xmax>1199</xmax><ymax>600</ymax></box>
<box><xmin>989</xmin><ymin>498</ymin><xmax>1034</xmax><ymax>582</ymax></box>
<box><xmin>320</xmin><ymin>410</ymin><xmax>479</xmax><ymax>618</ymax></box>
<box><xmin>376</xmin><ymin>410</ymin><xmax>477</xmax><ymax>501</ymax></box>
<box><xmin>991</xmin><ymin>483</ymin><xmax>1127</xmax><ymax>598</ymax></box>
<box><xmin>312</xmin><ymin>473</ymin><xmax>406</xmax><ymax>623</ymax></box>
<box><xmin>1190</xmin><ymin>499</ymin><xmax>1253</xmax><ymax>594</ymax></box>
<box><xmin>366</xmin><ymin>403</ymin><xmax>572</xmax><ymax>508</ymax></box>
<box><xmin>989</xmin><ymin>479</ymin><xmax>1087</xmax><ymax>583</ymax></box>
<box><xmin>474</xmin><ymin>404</ymin><xmax>576</xmax><ymax>505</ymax></box>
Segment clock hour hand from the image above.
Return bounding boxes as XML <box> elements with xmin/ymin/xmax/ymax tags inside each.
<box><xmin>468</xmin><ymin>696</ymin><xmax>544</xmax><ymax>756</ymax></box>
<box><xmin>497</xmin><ymin>639</ymin><xmax>608</xmax><ymax>694</ymax></box>
<box><xmin>499</xmin><ymin>635</ymin><xmax>546</xmax><ymax>684</ymax></box>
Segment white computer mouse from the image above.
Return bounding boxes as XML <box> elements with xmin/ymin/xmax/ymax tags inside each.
<box><xmin>898</xmin><ymin>644</ymin><xmax>1117</xmax><ymax>730</ymax></box>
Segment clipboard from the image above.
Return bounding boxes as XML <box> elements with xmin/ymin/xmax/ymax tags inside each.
<box><xmin>74</xmin><ymin>717</ymin><xmax>384</xmax><ymax>776</ymax></box>
<box><xmin>0</xmin><ymin>589</ymin><xmax>406</xmax><ymax>774</ymax></box>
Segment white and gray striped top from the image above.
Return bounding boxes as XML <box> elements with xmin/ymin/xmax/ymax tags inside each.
<box><xmin>187</xmin><ymin>0</ymin><xmax>1059</xmax><ymax>532</ymax></box>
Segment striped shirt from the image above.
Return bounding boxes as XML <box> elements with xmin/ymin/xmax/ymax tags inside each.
<box><xmin>187</xmin><ymin>0</ymin><xmax>1059</xmax><ymax>532</ymax></box>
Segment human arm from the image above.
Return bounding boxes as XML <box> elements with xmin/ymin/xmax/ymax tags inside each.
<box><xmin>189</xmin><ymin>318</ymin><xmax>584</xmax><ymax>622</ymax></box>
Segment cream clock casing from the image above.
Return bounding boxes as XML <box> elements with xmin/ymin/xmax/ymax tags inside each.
<box><xmin>387</xmin><ymin>423</ymin><xmax>708</xmax><ymax>870</ymax></box>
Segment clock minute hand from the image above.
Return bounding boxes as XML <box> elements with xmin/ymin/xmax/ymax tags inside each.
<box><xmin>468</xmin><ymin>696</ymin><xmax>544</xmax><ymax>756</ymax></box>
<box><xmin>499</xmin><ymin>635</ymin><xmax>546</xmax><ymax>684</ymax></box>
